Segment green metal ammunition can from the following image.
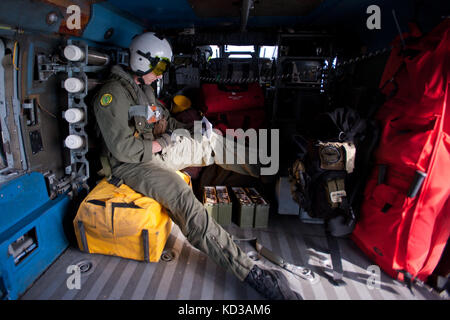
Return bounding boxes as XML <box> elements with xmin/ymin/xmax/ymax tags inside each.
<box><xmin>232</xmin><ymin>187</ymin><xmax>255</xmax><ymax>228</ymax></box>
<box><xmin>203</xmin><ymin>186</ymin><xmax>219</xmax><ymax>222</ymax></box>
<box><xmin>245</xmin><ymin>187</ymin><xmax>270</xmax><ymax>228</ymax></box>
<box><xmin>216</xmin><ymin>186</ymin><xmax>232</xmax><ymax>226</ymax></box>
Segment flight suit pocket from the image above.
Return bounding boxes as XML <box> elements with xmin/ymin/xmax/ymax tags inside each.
<box><xmin>133</xmin><ymin>116</ymin><xmax>147</xmax><ymax>132</ymax></box>
<box><xmin>133</xmin><ymin>116</ymin><xmax>155</xmax><ymax>140</ymax></box>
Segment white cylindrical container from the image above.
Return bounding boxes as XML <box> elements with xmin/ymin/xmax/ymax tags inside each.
<box><xmin>64</xmin><ymin>45</ymin><xmax>85</xmax><ymax>62</ymax></box>
<box><xmin>64</xmin><ymin>108</ymin><xmax>85</xmax><ymax>123</ymax></box>
<box><xmin>65</xmin><ymin>135</ymin><xmax>85</xmax><ymax>149</ymax></box>
<box><xmin>64</xmin><ymin>77</ymin><xmax>85</xmax><ymax>93</ymax></box>
<box><xmin>64</xmin><ymin>45</ymin><xmax>110</xmax><ymax>65</ymax></box>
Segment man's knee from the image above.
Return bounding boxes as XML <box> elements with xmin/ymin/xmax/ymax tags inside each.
<box><xmin>184</xmin><ymin>207</ymin><xmax>211</xmax><ymax>244</ymax></box>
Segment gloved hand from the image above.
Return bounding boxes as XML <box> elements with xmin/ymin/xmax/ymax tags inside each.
<box><xmin>153</xmin><ymin>118</ymin><xmax>168</xmax><ymax>137</ymax></box>
<box><xmin>155</xmin><ymin>133</ymin><xmax>173</xmax><ymax>151</ymax></box>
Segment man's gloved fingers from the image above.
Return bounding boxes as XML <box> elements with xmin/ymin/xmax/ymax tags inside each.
<box><xmin>160</xmin><ymin>118</ymin><xmax>168</xmax><ymax>132</ymax></box>
<box><xmin>153</xmin><ymin>118</ymin><xmax>168</xmax><ymax>136</ymax></box>
<box><xmin>163</xmin><ymin>133</ymin><xmax>173</xmax><ymax>147</ymax></box>
<box><xmin>155</xmin><ymin>138</ymin><xmax>167</xmax><ymax>149</ymax></box>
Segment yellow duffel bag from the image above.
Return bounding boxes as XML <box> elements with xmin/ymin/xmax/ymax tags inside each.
<box><xmin>73</xmin><ymin>171</ymin><xmax>191</xmax><ymax>262</ymax></box>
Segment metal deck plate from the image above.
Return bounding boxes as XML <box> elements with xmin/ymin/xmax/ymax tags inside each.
<box><xmin>20</xmin><ymin>215</ymin><xmax>440</xmax><ymax>300</ymax></box>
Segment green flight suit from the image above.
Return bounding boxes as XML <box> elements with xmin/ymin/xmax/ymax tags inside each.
<box><xmin>93</xmin><ymin>65</ymin><xmax>259</xmax><ymax>281</ymax></box>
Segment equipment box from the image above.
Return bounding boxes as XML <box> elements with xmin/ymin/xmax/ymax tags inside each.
<box><xmin>203</xmin><ymin>186</ymin><xmax>219</xmax><ymax>222</ymax></box>
<box><xmin>216</xmin><ymin>186</ymin><xmax>232</xmax><ymax>227</ymax></box>
<box><xmin>231</xmin><ymin>187</ymin><xmax>255</xmax><ymax>228</ymax></box>
<box><xmin>245</xmin><ymin>187</ymin><xmax>270</xmax><ymax>228</ymax></box>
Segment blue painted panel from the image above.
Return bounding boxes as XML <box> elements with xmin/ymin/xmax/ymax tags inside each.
<box><xmin>0</xmin><ymin>195</ymin><xmax>70</xmax><ymax>299</ymax></box>
<box><xmin>81</xmin><ymin>3</ymin><xmax>145</xmax><ymax>48</ymax></box>
<box><xmin>0</xmin><ymin>172</ymin><xmax>49</xmax><ymax>237</ymax></box>
<box><xmin>0</xmin><ymin>173</ymin><xmax>70</xmax><ymax>300</ymax></box>
<box><xmin>0</xmin><ymin>0</ymin><xmax>61</xmax><ymax>34</ymax></box>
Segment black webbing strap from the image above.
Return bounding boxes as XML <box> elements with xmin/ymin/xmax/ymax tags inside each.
<box><xmin>77</xmin><ymin>221</ymin><xmax>89</xmax><ymax>253</ymax></box>
<box><xmin>325</xmin><ymin>229</ymin><xmax>344</xmax><ymax>285</ymax></box>
<box><xmin>397</xmin><ymin>270</ymin><xmax>415</xmax><ymax>295</ymax></box>
<box><xmin>142</xmin><ymin>229</ymin><xmax>150</xmax><ymax>262</ymax></box>
<box><xmin>377</xmin><ymin>164</ymin><xmax>387</xmax><ymax>185</ymax></box>
<box><xmin>107</xmin><ymin>175</ymin><xmax>123</xmax><ymax>187</ymax></box>
<box><xmin>342</xmin><ymin>196</ymin><xmax>356</xmax><ymax>223</ymax></box>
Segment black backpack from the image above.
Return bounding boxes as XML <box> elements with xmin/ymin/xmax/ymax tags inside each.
<box><xmin>290</xmin><ymin>108</ymin><xmax>374</xmax><ymax>236</ymax></box>
<box><xmin>289</xmin><ymin>107</ymin><xmax>378</xmax><ymax>283</ymax></box>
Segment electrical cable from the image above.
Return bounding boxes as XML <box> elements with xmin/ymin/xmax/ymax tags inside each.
<box><xmin>13</xmin><ymin>41</ymin><xmax>19</xmax><ymax>71</ymax></box>
<box><xmin>37</xmin><ymin>98</ymin><xmax>57</xmax><ymax>119</ymax></box>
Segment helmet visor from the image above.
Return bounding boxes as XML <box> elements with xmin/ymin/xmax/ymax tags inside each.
<box><xmin>150</xmin><ymin>58</ymin><xmax>170</xmax><ymax>76</ymax></box>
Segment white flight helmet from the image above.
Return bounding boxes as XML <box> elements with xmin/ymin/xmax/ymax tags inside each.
<box><xmin>129</xmin><ymin>32</ymin><xmax>173</xmax><ymax>76</ymax></box>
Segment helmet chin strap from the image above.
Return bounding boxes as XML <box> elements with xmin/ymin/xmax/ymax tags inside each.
<box><xmin>137</xmin><ymin>76</ymin><xmax>146</xmax><ymax>85</ymax></box>
<box><xmin>130</xmin><ymin>67</ymin><xmax>147</xmax><ymax>85</ymax></box>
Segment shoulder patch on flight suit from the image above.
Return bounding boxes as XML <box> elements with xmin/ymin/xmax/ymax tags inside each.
<box><xmin>100</xmin><ymin>93</ymin><xmax>113</xmax><ymax>107</ymax></box>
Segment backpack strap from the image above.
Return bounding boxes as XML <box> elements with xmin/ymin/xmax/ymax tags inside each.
<box><xmin>325</xmin><ymin>227</ymin><xmax>344</xmax><ymax>285</ymax></box>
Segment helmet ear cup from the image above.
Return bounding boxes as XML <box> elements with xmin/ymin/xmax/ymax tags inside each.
<box><xmin>129</xmin><ymin>32</ymin><xmax>173</xmax><ymax>75</ymax></box>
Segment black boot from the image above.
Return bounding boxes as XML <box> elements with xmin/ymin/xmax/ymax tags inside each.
<box><xmin>244</xmin><ymin>265</ymin><xmax>302</xmax><ymax>300</ymax></box>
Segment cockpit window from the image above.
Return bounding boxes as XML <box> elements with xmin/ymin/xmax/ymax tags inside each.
<box><xmin>224</xmin><ymin>45</ymin><xmax>255</xmax><ymax>53</ymax></box>
<box><xmin>228</xmin><ymin>54</ymin><xmax>253</xmax><ymax>59</ymax></box>
<box><xmin>259</xmin><ymin>46</ymin><xmax>278</xmax><ymax>60</ymax></box>
<box><xmin>210</xmin><ymin>45</ymin><xmax>220</xmax><ymax>59</ymax></box>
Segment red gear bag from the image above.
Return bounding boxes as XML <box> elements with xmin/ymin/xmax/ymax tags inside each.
<box><xmin>352</xmin><ymin>20</ymin><xmax>450</xmax><ymax>282</ymax></box>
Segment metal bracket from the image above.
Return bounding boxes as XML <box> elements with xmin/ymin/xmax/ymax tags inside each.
<box><xmin>116</xmin><ymin>50</ymin><xmax>129</xmax><ymax>67</ymax></box>
<box><xmin>233</xmin><ymin>236</ymin><xmax>317</xmax><ymax>283</ymax></box>
<box><xmin>37</xmin><ymin>53</ymin><xmax>66</xmax><ymax>81</ymax></box>
<box><xmin>43</xmin><ymin>171</ymin><xmax>71</xmax><ymax>199</ymax></box>
<box><xmin>22</xmin><ymin>99</ymin><xmax>36</xmax><ymax>126</ymax></box>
